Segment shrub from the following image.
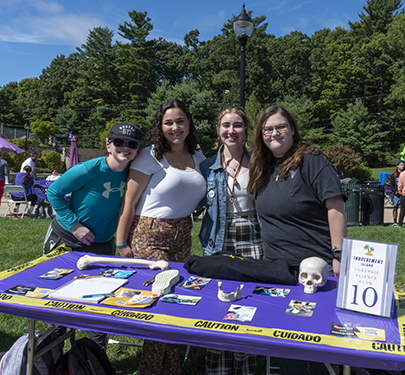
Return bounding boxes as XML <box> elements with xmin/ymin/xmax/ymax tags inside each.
<box><xmin>323</xmin><ymin>144</ymin><xmax>372</xmax><ymax>182</ymax></box>
<box><xmin>40</xmin><ymin>150</ymin><xmax>62</xmax><ymax>170</ymax></box>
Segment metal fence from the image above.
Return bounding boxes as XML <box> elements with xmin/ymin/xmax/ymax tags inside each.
<box><xmin>0</xmin><ymin>124</ymin><xmax>37</xmax><ymax>140</ymax></box>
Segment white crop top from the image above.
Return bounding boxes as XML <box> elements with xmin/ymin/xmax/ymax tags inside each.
<box><xmin>226</xmin><ymin>171</ymin><xmax>256</xmax><ymax>213</ymax></box>
<box><xmin>130</xmin><ymin>146</ymin><xmax>206</xmax><ymax>219</ymax></box>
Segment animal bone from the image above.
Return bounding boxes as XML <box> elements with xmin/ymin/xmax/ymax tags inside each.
<box><xmin>217</xmin><ymin>281</ymin><xmax>244</xmax><ymax>302</ymax></box>
<box><xmin>77</xmin><ymin>255</ymin><xmax>170</xmax><ymax>271</ymax></box>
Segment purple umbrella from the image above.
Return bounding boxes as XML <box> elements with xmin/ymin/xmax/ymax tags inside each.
<box><xmin>0</xmin><ymin>135</ymin><xmax>25</xmax><ymax>154</ymax></box>
<box><xmin>68</xmin><ymin>136</ymin><xmax>80</xmax><ymax>168</ymax></box>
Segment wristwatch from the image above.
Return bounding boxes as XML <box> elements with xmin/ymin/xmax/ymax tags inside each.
<box><xmin>332</xmin><ymin>247</ymin><xmax>342</xmax><ymax>261</ymax></box>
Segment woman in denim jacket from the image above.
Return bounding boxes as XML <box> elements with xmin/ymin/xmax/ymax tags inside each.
<box><xmin>198</xmin><ymin>106</ymin><xmax>263</xmax><ymax>375</ymax></box>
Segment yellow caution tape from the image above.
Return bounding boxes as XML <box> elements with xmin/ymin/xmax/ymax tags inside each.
<box><xmin>0</xmin><ymin>291</ymin><xmax>404</xmax><ymax>356</ymax></box>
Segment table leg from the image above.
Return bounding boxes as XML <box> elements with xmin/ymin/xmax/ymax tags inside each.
<box><xmin>343</xmin><ymin>365</ymin><xmax>351</xmax><ymax>375</ymax></box>
<box><xmin>27</xmin><ymin>319</ymin><xmax>35</xmax><ymax>375</ymax></box>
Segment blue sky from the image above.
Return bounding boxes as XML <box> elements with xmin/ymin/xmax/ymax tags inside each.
<box><xmin>0</xmin><ymin>0</ymin><xmax>368</xmax><ymax>87</ymax></box>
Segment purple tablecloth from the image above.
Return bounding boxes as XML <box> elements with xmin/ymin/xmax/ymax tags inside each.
<box><xmin>0</xmin><ymin>250</ymin><xmax>404</xmax><ymax>370</ymax></box>
<box><xmin>32</xmin><ymin>180</ymin><xmax>54</xmax><ymax>200</ymax></box>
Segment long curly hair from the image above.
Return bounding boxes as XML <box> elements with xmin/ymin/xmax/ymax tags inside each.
<box><xmin>247</xmin><ymin>104</ymin><xmax>320</xmax><ymax>194</ymax></box>
<box><xmin>213</xmin><ymin>106</ymin><xmax>250</xmax><ymax>150</ymax></box>
<box><xmin>147</xmin><ymin>99</ymin><xmax>199</xmax><ymax>161</ymax></box>
<box><xmin>22</xmin><ymin>165</ymin><xmax>32</xmax><ymax>186</ymax></box>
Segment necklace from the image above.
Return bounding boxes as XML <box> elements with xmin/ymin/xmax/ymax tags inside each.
<box><xmin>221</xmin><ymin>150</ymin><xmax>245</xmax><ymax>203</ymax></box>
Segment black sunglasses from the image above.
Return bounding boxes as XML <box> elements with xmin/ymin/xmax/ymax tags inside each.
<box><xmin>109</xmin><ymin>138</ymin><xmax>141</xmax><ymax>150</ymax></box>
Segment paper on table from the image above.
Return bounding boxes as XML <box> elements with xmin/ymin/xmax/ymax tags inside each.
<box><xmin>49</xmin><ymin>277</ymin><xmax>127</xmax><ymax>303</ymax></box>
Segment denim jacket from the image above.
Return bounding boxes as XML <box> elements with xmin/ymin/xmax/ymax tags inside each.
<box><xmin>198</xmin><ymin>145</ymin><xmax>251</xmax><ymax>256</ymax></box>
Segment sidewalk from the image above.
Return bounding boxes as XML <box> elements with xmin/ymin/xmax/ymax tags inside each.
<box><xmin>0</xmin><ymin>197</ymin><xmax>36</xmax><ymax>218</ymax></box>
<box><xmin>0</xmin><ymin>197</ymin><xmax>396</xmax><ymax>223</ymax></box>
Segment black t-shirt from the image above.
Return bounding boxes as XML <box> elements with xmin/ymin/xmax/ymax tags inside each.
<box><xmin>256</xmin><ymin>152</ymin><xmax>346</xmax><ymax>266</ymax></box>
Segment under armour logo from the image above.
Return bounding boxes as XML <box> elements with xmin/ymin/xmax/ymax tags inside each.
<box><xmin>102</xmin><ymin>181</ymin><xmax>126</xmax><ymax>198</ymax></box>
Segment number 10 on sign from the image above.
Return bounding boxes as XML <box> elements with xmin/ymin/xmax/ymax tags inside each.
<box><xmin>336</xmin><ymin>238</ymin><xmax>397</xmax><ymax>318</ymax></box>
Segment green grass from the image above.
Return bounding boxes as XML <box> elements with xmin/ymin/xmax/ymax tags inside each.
<box><xmin>0</xmin><ymin>217</ymin><xmax>403</xmax><ymax>374</ymax></box>
<box><xmin>371</xmin><ymin>166</ymin><xmax>396</xmax><ymax>181</ymax></box>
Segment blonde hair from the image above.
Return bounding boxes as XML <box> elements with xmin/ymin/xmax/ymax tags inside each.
<box><xmin>213</xmin><ymin>106</ymin><xmax>250</xmax><ymax>150</ymax></box>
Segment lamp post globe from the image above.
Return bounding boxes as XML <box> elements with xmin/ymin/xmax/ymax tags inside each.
<box><xmin>233</xmin><ymin>4</ymin><xmax>254</xmax><ymax>108</ymax></box>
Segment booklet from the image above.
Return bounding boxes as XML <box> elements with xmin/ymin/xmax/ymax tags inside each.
<box><xmin>38</xmin><ymin>268</ymin><xmax>74</xmax><ymax>280</ymax></box>
<box><xmin>330</xmin><ymin>322</ymin><xmax>386</xmax><ymax>341</ymax></box>
<box><xmin>223</xmin><ymin>304</ymin><xmax>257</xmax><ymax>322</ymax></box>
<box><xmin>160</xmin><ymin>294</ymin><xmax>202</xmax><ymax>306</ymax></box>
<box><xmin>98</xmin><ymin>269</ymin><xmax>136</xmax><ymax>279</ymax></box>
<box><xmin>252</xmin><ymin>286</ymin><xmax>290</xmax><ymax>298</ymax></box>
<box><xmin>101</xmin><ymin>288</ymin><xmax>158</xmax><ymax>308</ymax></box>
<box><xmin>26</xmin><ymin>287</ymin><xmax>54</xmax><ymax>298</ymax></box>
<box><xmin>285</xmin><ymin>300</ymin><xmax>316</xmax><ymax>317</ymax></box>
<box><xmin>5</xmin><ymin>284</ymin><xmax>37</xmax><ymax>295</ymax></box>
<box><xmin>180</xmin><ymin>277</ymin><xmax>211</xmax><ymax>290</ymax></box>
<box><xmin>49</xmin><ymin>277</ymin><xmax>127</xmax><ymax>304</ymax></box>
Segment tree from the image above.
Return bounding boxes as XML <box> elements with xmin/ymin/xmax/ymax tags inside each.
<box><xmin>30</xmin><ymin>120</ymin><xmax>58</xmax><ymax>144</ymax></box>
<box><xmin>331</xmin><ymin>99</ymin><xmax>387</xmax><ymax>165</ymax></box>
<box><xmin>349</xmin><ymin>0</ymin><xmax>403</xmax><ymax>126</ymax></box>
<box><xmin>310</xmin><ymin>28</ymin><xmax>367</xmax><ymax>121</ymax></box>
<box><xmin>37</xmin><ymin>54</ymin><xmax>78</xmax><ymax>122</ymax></box>
<box><xmin>117</xmin><ymin>10</ymin><xmax>156</xmax><ymax>103</ymax></box>
<box><xmin>0</xmin><ymin>82</ymin><xmax>22</xmax><ymax>127</ymax></box>
<box><xmin>245</xmin><ymin>93</ymin><xmax>262</xmax><ymax>147</ymax></box>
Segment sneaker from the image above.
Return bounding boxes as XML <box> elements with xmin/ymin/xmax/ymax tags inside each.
<box><xmin>152</xmin><ymin>269</ymin><xmax>180</xmax><ymax>295</ymax></box>
<box><xmin>393</xmin><ymin>223</ymin><xmax>398</xmax><ymax>227</ymax></box>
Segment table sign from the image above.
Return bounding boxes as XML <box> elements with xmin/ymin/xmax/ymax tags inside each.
<box><xmin>336</xmin><ymin>238</ymin><xmax>397</xmax><ymax>318</ymax></box>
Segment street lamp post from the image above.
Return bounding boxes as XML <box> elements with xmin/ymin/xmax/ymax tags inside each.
<box><xmin>24</xmin><ymin>122</ymin><xmax>29</xmax><ymax>151</ymax></box>
<box><xmin>233</xmin><ymin>4</ymin><xmax>254</xmax><ymax>108</ymax></box>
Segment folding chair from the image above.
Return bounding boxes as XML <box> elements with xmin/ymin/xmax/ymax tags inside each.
<box><xmin>3</xmin><ymin>185</ymin><xmax>30</xmax><ymax>218</ymax></box>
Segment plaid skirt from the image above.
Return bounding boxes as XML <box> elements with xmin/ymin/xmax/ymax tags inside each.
<box><xmin>207</xmin><ymin>215</ymin><xmax>262</xmax><ymax>375</ymax></box>
<box><xmin>222</xmin><ymin>215</ymin><xmax>263</xmax><ymax>260</ymax></box>
<box><xmin>128</xmin><ymin>215</ymin><xmax>192</xmax><ymax>262</ymax></box>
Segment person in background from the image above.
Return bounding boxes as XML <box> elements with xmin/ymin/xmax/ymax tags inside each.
<box><xmin>20</xmin><ymin>152</ymin><xmax>37</xmax><ymax>179</ymax></box>
<box><xmin>395</xmin><ymin>164</ymin><xmax>405</xmax><ymax>228</ymax></box>
<box><xmin>199</xmin><ymin>106</ymin><xmax>263</xmax><ymax>375</ymax></box>
<box><xmin>0</xmin><ymin>148</ymin><xmax>10</xmax><ymax>205</ymax></box>
<box><xmin>12</xmin><ymin>165</ymin><xmax>38</xmax><ymax>215</ymax></box>
<box><xmin>247</xmin><ymin>104</ymin><xmax>347</xmax><ymax>375</ymax></box>
<box><xmin>390</xmin><ymin>159</ymin><xmax>404</xmax><ymax>227</ymax></box>
<box><xmin>116</xmin><ymin>99</ymin><xmax>205</xmax><ymax>375</ymax></box>
<box><xmin>43</xmin><ymin>122</ymin><xmax>141</xmax><ymax>350</ymax></box>
<box><xmin>46</xmin><ymin>169</ymin><xmax>61</xmax><ymax>181</ymax></box>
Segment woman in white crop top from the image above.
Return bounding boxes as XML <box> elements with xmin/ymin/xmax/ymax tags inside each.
<box><xmin>198</xmin><ymin>106</ymin><xmax>263</xmax><ymax>375</ymax></box>
<box><xmin>115</xmin><ymin>99</ymin><xmax>205</xmax><ymax>375</ymax></box>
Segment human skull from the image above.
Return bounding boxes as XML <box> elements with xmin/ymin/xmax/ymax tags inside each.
<box><xmin>299</xmin><ymin>257</ymin><xmax>329</xmax><ymax>294</ymax></box>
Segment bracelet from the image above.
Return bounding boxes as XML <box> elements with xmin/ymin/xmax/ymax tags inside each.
<box><xmin>116</xmin><ymin>243</ymin><xmax>128</xmax><ymax>249</ymax></box>
<box><xmin>332</xmin><ymin>247</ymin><xmax>342</xmax><ymax>260</ymax></box>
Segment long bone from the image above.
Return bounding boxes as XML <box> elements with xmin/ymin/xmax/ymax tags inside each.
<box><xmin>77</xmin><ymin>255</ymin><xmax>170</xmax><ymax>271</ymax></box>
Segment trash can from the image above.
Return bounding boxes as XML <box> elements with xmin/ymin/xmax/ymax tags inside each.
<box><xmin>360</xmin><ymin>182</ymin><xmax>384</xmax><ymax>225</ymax></box>
<box><xmin>344</xmin><ymin>184</ymin><xmax>361</xmax><ymax>226</ymax></box>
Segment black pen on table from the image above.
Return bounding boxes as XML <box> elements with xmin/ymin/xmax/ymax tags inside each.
<box><xmin>143</xmin><ymin>275</ymin><xmax>156</xmax><ymax>286</ymax></box>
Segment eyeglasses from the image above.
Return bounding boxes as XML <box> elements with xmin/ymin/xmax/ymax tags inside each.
<box><xmin>109</xmin><ymin>138</ymin><xmax>141</xmax><ymax>150</ymax></box>
<box><xmin>262</xmin><ymin>123</ymin><xmax>289</xmax><ymax>136</ymax></box>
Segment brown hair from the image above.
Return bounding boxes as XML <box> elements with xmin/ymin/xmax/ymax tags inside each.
<box><xmin>247</xmin><ymin>104</ymin><xmax>320</xmax><ymax>194</ymax></box>
<box><xmin>213</xmin><ymin>106</ymin><xmax>250</xmax><ymax>150</ymax></box>
<box><xmin>22</xmin><ymin>166</ymin><xmax>32</xmax><ymax>186</ymax></box>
